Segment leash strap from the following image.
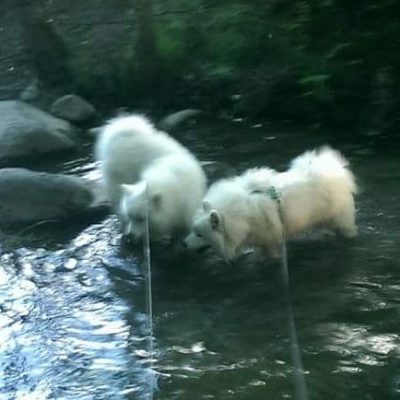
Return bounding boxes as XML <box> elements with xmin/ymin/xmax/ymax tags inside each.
<box><xmin>264</xmin><ymin>185</ymin><xmax>310</xmax><ymax>400</ymax></box>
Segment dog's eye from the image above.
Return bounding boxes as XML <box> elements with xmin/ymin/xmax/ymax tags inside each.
<box><xmin>196</xmin><ymin>232</ymin><xmax>203</xmax><ymax>238</ymax></box>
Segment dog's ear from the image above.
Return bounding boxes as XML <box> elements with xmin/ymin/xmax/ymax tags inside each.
<box><xmin>121</xmin><ymin>181</ymin><xmax>147</xmax><ymax>197</ymax></box>
<box><xmin>210</xmin><ymin>209</ymin><xmax>221</xmax><ymax>230</ymax></box>
<box><xmin>152</xmin><ymin>193</ymin><xmax>162</xmax><ymax>209</ymax></box>
<box><xmin>202</xmin><ymin>200</ymin><xmax>211</xmax><ymax>212</ymax></box>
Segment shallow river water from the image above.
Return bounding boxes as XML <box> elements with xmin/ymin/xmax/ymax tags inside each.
<box><xmin>1</xmin><ymin>120</ymin><xmax>399</xmax><ymax>400</ymax></box>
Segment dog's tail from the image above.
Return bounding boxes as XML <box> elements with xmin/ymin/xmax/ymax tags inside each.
<box><xmin>290</xmin><ymin>146</ymin><xmax>358</xmax><ymax>195</ymax></box>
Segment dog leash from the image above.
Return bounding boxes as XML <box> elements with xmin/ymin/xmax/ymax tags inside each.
<box><xmin>143</xmin><ymin>183</ymin><xmax>158</xmax><ymax>400</ymax></box>
<box><xmin>268</xmin><ymin>186</ymin><xmax>310</xmax><ymax>400</ymax></box>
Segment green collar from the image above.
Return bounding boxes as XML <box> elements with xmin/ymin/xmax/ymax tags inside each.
<box><xmin>266</xmin><ymin>185</ymin><xmax>281</xmax><ymax>201</ymax></box>
<box><xmin>251</xmin><ymin>185</ymin><xmax>281</xmax><ymax>202</ymax></box>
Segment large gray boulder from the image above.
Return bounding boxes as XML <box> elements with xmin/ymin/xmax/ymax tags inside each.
<box><xmin>0</xmin><ymin>101</ymin><xmax>76</xmax><ymax>163</ymax></box>
<box><xmin>51</xmin><ymin>94</ymin><xmax>96</xmax><ymax>123</ymax></box>
<box><xmin>0</xmin><ymin>168</ymin><xmax>94</xmax><ymax>226</ymax></box>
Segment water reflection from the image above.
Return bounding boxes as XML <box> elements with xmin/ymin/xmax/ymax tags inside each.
<box><xmin>0</xmin><ymin>221</ymin><xmax>154</xmax><ymax>400</ymax></box>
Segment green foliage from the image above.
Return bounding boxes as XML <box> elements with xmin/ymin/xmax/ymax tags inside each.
<box><xmin>157</xmin><ymin>20</ymin><xmax>187</xmax><ymax>72</ymax></box>
<box><xmin>67</xmin><ymin>0</ymin><xmax>400</xmax><ymax>130</ymax></box>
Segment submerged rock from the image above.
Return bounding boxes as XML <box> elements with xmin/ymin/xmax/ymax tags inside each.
<box><xmin>158</xmin><ymin>109</ymin><xmax>202</xmax><ymax>131</ymax></box>
<box><xmin>0</xmin><ymin>101</ymin><xmax>75</xmax><ymax>164</ymax></box>
<box><xmin>0</xmin><ymin>168</ymin><xmax>94</xmax><ymax>226</ymax></box>
<box><xmin>51</xmin><ymin>94</ymin><xmax>96</xmax><ymax>123</ymax></box>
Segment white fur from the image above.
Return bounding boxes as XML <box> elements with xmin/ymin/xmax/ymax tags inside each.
<box><xmin>95</xmin><ymin>114</ymin><xmax>207</xmax><ymax>240</ymax></box>
<box><xmin>184</xmin><ymin>146</ymin><xmax>357</xmax><ymax>260</ymax></box>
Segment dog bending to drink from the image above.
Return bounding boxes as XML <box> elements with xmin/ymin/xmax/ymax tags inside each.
<box><xmin>95</xmin><ymin>114</ymin><xmax>207</xmax><ymax>242</ymax></box>
<box><xmin>184</xmin><ymin>146</ymin><xmax>357</xmax><ymax>260</ymax></box>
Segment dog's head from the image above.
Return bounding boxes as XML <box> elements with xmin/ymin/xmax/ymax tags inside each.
<box><xmin>183</xmin><ymin>200</ymin><xmax>235</xmax><ymax>259</ymax></box>
<box><xmin>119</xmin><ymin>181</ymin><xmax>169</xmax><ymax>240</ymax></box>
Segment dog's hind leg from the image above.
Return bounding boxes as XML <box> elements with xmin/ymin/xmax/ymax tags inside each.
<box><xmin>332</xmin><ymin>199</ymin><xmax>358</xmax><ymax>238</ymax></box>
<box><xmin>267</xmin><ymin>241</ymin><xmax>283</xmax><ymax>259</ymax></box>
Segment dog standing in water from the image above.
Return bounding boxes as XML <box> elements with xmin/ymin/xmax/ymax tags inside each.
<box><xmin>184</xmin><ymin>147</ymin><xmax>357</xmax><ymax>260</ymax></box>
<box><xmin>96</xmin><ymin>114</ymin><xmax>207</xmax><ymax>242</ymax></box>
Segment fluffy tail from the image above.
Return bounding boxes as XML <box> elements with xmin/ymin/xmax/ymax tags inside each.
<box><xmin>290</xmin><ymin>146</ymin><xmax>358</xmax><ymax>195</ymax></box>
<box><xmin>95</xmin><ymin>115</ymin><xmax>156</xmax><ymax>161</ymax></box>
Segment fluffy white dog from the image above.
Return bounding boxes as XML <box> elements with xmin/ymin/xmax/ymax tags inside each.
<box><xmin>95</xmin><ymin>114</ymin><xmax>207</xmax><ymax>241</ymax></box>
<box><xmin>184</xmin><ymin>147</ymin><xmax>357</xmax><ymax>260</ymax></box>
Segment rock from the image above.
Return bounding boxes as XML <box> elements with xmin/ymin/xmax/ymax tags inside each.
<box><xmin>158</xmin><ymin>109</ymin><xmax>202</xmax><ymax>131</ymax></box>
<box><xmin>87</xmin><ymin>126</ymin><xmax>102</xmax><ymax>137</ymax></box>
<box><xmin>0</xmin><ymin>168</ymin><xmax>94</xmax><ymax>226</ymax></box>
<box><xmin>51</xmin><ymin>94</ymin><xmax>96</xmax><ymax>123</ymax></box>
<box><xmin>0</xmin><ymin>101</ymin><xmax>76</xmax><ymax>163</ymax></box>
<box><xmin>19</xmin><ymin>79</ymin><xmax>40</xmax><ymax>102</ymax></box>
<box><xmin>84</xmin><ymin>171</ymin><xmax>111</xmax><ymax>217</ymax></box>
<box><xmin>201</xmin><ymin>161</ymin><xmax>237</xmax><ymax>181</ymax></box>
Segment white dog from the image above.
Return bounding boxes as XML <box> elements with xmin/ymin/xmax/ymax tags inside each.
<box><xmin>95</xmin><ymin>114</ymin><xmax>207</xmax><ymax>241</ymax></box>
<box><xmin>184</xmin><ymin>147</ymin><xmax>357</xmax><ymax>260</ymax></box>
